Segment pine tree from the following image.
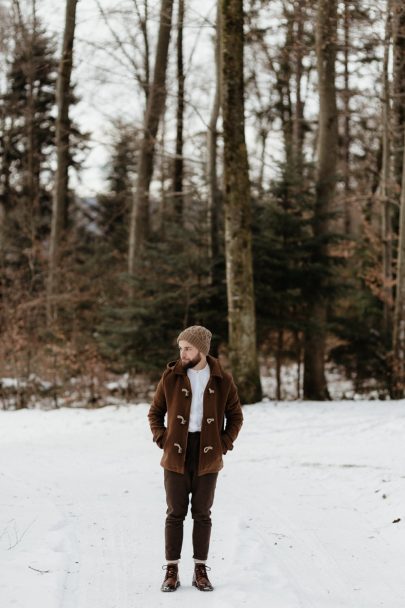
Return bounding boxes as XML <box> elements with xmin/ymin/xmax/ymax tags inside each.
<box><xmin>1</xmin><ymin>22</ymin><xmax>57</xmax><ymax>249</ymax></box>
<box><xmin>96</xmin><ymin>122</ymin><xmax>139</xmax><ymax>253</ymax></box>
<box><xmin>253</xmin><ymin>161</ymin><xmax>315</xmax><ymax>397</ymax></box>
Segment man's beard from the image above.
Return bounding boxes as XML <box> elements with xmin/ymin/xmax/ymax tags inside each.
<box><xmin>181</xmin><ymin>352</ymin><xmax>202</xmax><ymax>370</ymax></box>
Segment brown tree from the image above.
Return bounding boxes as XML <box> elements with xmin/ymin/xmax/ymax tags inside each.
<box><xmin>221</xmin><ymin>0</ymin><xmax>262</xmax><ymax>404</ymax></box>
<box><xmin>128</xmin><ymin>0</ymin><xmax>174</xmax><ymax>273</ymax></box>
<box><xmin>0</xmin><ymin>2</ymin><xmax>12</xmax><ymax>255</ymax></box>
<box><xmin>207</xmin><ymin>0</ymin><xmax>222</xmax><ymax>278</ymax></box>
<box><xmin>172</xmin><ymin>0</ymin><xmax>185</xmax><ymax>221</ymax></box>
<box><xmin>303</xmin><ymin>0</ymin><xmax>338</xmax><ymax>400</ymax></box>
<box><xmin>379</xmin><ymin>2</ymin><xmax>394</xmax><ymax>341</ymax></box>
<box><xmin>393</xmin><ymin>129</ymin><xmax>405</xmax><ymax>396</ymax></box>
<box><xmin>47</xmin><ymin>0</ymin><xmax>78</xmax><ymax>322</ymax></box>
<box><xmin>393</xmin><ymin>0</ymin><xmax>405</xmax><ymax>186</ymax></box>
<box><xmin>392</xmin><ymin>0</ymin><xmax>405</xmax><ymax>396</ymax></box>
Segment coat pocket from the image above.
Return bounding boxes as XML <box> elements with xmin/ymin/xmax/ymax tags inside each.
<box><xmin>220</xmin><ymin>432</ymin><xmax>233</xmax><ymax>454</ymax></box>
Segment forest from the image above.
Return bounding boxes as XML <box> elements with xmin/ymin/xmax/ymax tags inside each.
<box><xmin>1</xmin><ymin>0</ymin><xmax>405</xmax><ymax>406</ymax></box>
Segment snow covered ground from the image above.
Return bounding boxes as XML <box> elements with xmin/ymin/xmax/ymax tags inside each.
<box><xmin>1</xmin><ymin>399</ymin><xmax>405</xmax><ymax>608</ymax></box>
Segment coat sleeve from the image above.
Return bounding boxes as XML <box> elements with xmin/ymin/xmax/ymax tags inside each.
<box><xmin>221</xmin><ymin>377</ymin><xmax>243</xmax><ymax>454</ymax></box>
<box><xmin>148</xmin><ymin>372</ymin><xmax>168</xmax><ymax>449</ymax></box>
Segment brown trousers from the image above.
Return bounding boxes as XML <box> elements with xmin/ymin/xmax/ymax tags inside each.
<box><xmin>164</xmin><ymin>431</ymin><xmax>218</xmax><ymax>561</ymax></box>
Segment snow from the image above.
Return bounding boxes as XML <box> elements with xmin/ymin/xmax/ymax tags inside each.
<box><xmin>1</xmin><ymin>399</ymin><xmax>405</xmax><ymax>607</ymax></box>
<box><xmin>260</xmin><ymin>365</ymin><xmax>386</xmax><ymax>401</ymax></box>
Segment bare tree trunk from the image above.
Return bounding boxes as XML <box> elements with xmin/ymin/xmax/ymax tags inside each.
<box><xmin>294</xmin><ymin>330</ymin><xmax>302</xmax><ymax>399</ymax></box>
<box><xmin>393</xmin><ymin>0</ymin><xmax>405</xmax><ymax>187</ymax></box>
<box><xmin>276</xmin><ymin>328</ymin><xmax>283</xmax><ymax>401</ymax></box>
<box><xmin>26</xmin><ymin>1</ymin><xmax>38</xmax><ymax>244</ymax></box>
<box><xmin>0</xmin><ymin>198</ymin><xmax>5</xmax><ymax>257</ymax></box>
<box><xmin>393</xmin><ymin>128</ymin><xmax>405</xmax><ymax>396</ymax></box>
<box><xmin>0</xmin><ymin>114</ymin><xmax>11</xmax><ymax>256</ymax></box>
<box><xmin>380</xmin><ymin>2</ymin><xmax>394</xmax><ymax>341</ymax></box>
<box><xmin>141</xmin><ymin>0</ymin><xmax>150</xmax><ymax>95</ymax></box>
<box><xmin>172</xmin><ymin>0</ymin><xmax>184</xmax><ymax>221</ymax></box>
<box><xmin>276</xmin><ymin>4</ymin><xmax>294</xmax><ymax>164</ymax></box>
<box><xmin>303</xmin><ymin>0</ymin><xmax>338</xmax><ymax>400</ymax></box>
<box><xmin>207</xmin><ymin>0</ymin><xmax>222</xmax><ymax>280</ymax></box>
<box><xmin>128</xmin><ymin>0</ymin><xmax>174</xmax><ymax>274</ymax></box>
<box><xmin>257</xmin><ymin>128</ymin><xmax>268</xmax><ymax>199</ymax></box>
<box><xmin>0</xmin><ymin>25</ymin><xmax>8</xmax><ymax>245</ymax></box>
<box><xmin>339</xmin><ymin>1</ymin><xmax>360</xmax><ymax>237</ymax></box>
<box><xmin>221</xmin><ymin>0</ymin><xmax>262</xmax><ymax>404</ymax></box>
<box><xmin>392</xmin><ymin>0</ymin><xmax>405</xmax><ymax>396</ymax></box>
<box><xmin>158</xmin><ymin>111</ymin><xmax>168</xmax><ymax>238</ymax></box>
<box><xmin>47</xmin><ymin>0</ymin><xmax>78</xmax><ymax>323</ymax></box>
<box><xmin>292</xmin><ymin>0</ymin><xmax>305</xmax><ymax>168</ymax></box>
<box><xmin>342</xmin><ymin>0</ymin><xmax>354</xmax><ymax>235</ymax></box>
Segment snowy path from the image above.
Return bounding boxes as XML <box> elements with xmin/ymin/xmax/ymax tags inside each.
<box><xmin>1</xmin><ymin>400</ymin><xmax>405</xmax><ymax>607</ymax></box>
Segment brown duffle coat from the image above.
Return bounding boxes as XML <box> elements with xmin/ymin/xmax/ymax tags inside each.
<box><xmin>148</xmin><ymin>354</ymin><xmax>243</xmax><ymax>476</ymax></box>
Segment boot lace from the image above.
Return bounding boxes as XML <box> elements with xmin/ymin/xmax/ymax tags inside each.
<box><xmin>162</xmin><ymin>563</ymin><xmax>178</xmax><ymax>580</ymax></box>
<box><xmin>195</xmin><ymin>563</ymin><xmax>211</xmax><ymax>582</ymax></box>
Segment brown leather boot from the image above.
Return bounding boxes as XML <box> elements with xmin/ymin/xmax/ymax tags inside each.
<box><xmin>161</xmin><ymin>563</ymin><xmax>180</xmax><ymax>592</ymax></box>
<box><xmin>192</xmin><ymin>563</ymin><xmax>213</xmax><ymax>591</ymax></box>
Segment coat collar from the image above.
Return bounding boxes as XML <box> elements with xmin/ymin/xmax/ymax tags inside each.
<box><xmin>168</xmin><ymin>354</ymin><xmax>223</xmax><ymax>378</ymax></box>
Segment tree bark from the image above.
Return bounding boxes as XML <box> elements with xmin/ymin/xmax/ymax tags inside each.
<box><xmin>207</xmin><ymin>0</ymin><xmax>222</xmax><ymax>280</ymax></box>
<box><xmin>221</xmin><ymin>0</ymin><xmax>262</xmax><ymax>404</ymax></box>
<box><xmin>303</xmin><ymin>0</ymin><xmax>338</xmax><ymax>400</ymax></box>
<box><xmin>0</xmin><ymin>114</ymin><xmax>11</xmax><ymax>256</ymax></box>
<box><xmin>292</xmin><ymin>0</ymin><xmax>305</xmax><ymax>169</ymax></box>
<box><xmin>172</xmin><ymin>0</ymin><xmax>184</xmax><ymax>221</ymax></box>
<box><xmin>342</xmin><ymin>0</ymin><xmax>354</xmax><ymax>235</ymax></box>
<box><xmin>380</xmin><ymin>2</ymin><xmax>394</xmax><ymax>341</ymax></box>
<box><xmin>47</xmin><ymin>0</ymin><xmax>78</xmax><ymax>323</ymax></box>
<box><xmin>393</xmin><ymin>129</ymin><xmax>405</xmax><ymax>396</ymax></box>
<box><xmin>128</xmin><ymin>0</ymin><xmax>174</xmax><ymax>274</ymax></box>
<box><xmin>278</xmin><ymin>5</ymin><xmax>294</xmax><ymax>164</ymax></box>
<box><xmin>340</xmin><ymin>0</ymin><xmax>360</xmax><ymax>236</ymax></box>
<box><xmin>393</xmin><ymin>0</ymin><xmax>405</xmax><ymax>396</ymax></box>
<box><xmin>393</xmin><ymin>0</ymin><xmax>405</xmax><ymax>187</ymax></box>
<box><xmin>276</xmin><ymin>328</ymin><xmax>283</xmax><ymax>401</ymax></box>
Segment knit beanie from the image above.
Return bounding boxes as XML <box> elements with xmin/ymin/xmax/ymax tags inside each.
<box><xmin>177</xmin><ymin>325</ymin><xmax>212</xmax><ymax>355</ymax></box>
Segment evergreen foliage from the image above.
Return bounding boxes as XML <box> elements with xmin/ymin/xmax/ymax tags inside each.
<box><xmin>96</xmin><ymin>122</ymin><xmax>139</xmax><ymax>253</ymax></box>
<box><xmin>329</xmin><ymin>235</ymin><xmax>392</xmax><ymax>394</ymax></box>
<box><xmin>253</xmin><ymin>161</ymin><xmax>345</xmax><ymax>360</ymax></box>
<box><xmin>0</xmin><ymin>24</ymin><xmax>57</xmax><ymax>235</ymax></box>
<box><xmin>96</xmin><ymin>217</ymin><xmax>227</xmax><ymax>374</ymax></box>
<box><xmin>0</xmin><ymin>16</ymin><xmax>86</xmax><ymax>293</ymax></box>
<box><xmin>329</xmin><ymin>290</ymin><xmax>389</xmax><ymax>393</ymax></box>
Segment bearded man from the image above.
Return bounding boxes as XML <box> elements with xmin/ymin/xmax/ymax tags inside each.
<box><xmin>148</xmin><ymin>325</ymin><xmax>243</xmax><ymax>592</ymax></box>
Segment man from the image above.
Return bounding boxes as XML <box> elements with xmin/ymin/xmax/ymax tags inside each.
<box><xmin>148</xmin><ymin>325</ymin><xmax>243</xmax><ymax>592</ymax></box>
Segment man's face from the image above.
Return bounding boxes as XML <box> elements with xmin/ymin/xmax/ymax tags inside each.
<box><xmin>178</xmin><ymin>340</ymin><xmax>201</xmax><ymax>370</ymax></box>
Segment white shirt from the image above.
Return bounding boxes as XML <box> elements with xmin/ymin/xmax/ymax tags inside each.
<box><xmin>187</xmin><ymin>363</ymin><xmax>210</xmax><ymax>432</ymax></box>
